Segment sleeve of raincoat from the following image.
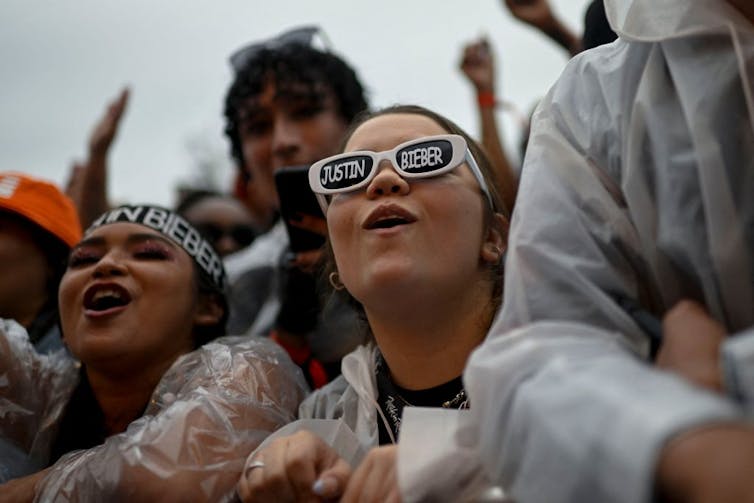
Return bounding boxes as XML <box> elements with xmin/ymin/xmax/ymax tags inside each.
<box><xmin>0</xmin><ymin>319</ymin><xmax>77</xmax><ymax>482</ymax></box>
<box><xmin>399</xmin><ymin>39</ymin><xmax>743</xmax><ymax>503</ymax></box>
<box><xmin>34</xmin><ymin>335</ymin><xmax>308</xmax><ymax>503</ymax></box>
<box><xmin>723</xmin><ymin>330</ymin><xmax>754</xmax><ymax>412</ymax></box>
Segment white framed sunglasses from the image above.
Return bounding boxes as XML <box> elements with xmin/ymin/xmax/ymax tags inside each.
<box><xmin>308</xmin><ymin>134</ymin><xmax>494</xmax><ymax>213</ymax></box>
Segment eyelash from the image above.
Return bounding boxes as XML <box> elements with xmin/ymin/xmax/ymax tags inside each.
<box><xmin>67</xmin><ymin>244</ymin><xmax>170</xmax><ymax>267</ymax></box>
<box><xmin>68</xmin><ymin>251</ymin><xmax>100</xmax><ymax>268</ymax></box>
<box><xmin>133</xmin><ymin>247</ymin><xmax>169</xmax><ymax>260</ymax></box>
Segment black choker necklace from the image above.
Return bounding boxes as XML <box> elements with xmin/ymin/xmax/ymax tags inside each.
<box><xmin>375</xmin><ymin>355</ymin><xmax>469</xmax><ymax>444</ymax></box>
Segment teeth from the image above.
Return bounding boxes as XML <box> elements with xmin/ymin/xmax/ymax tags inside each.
<box><xmin>92</xmin><ymin>289</ymin><xmax>123</xmax><ymax>302</ymax></box>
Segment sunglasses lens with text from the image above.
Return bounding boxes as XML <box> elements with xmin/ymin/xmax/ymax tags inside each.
<box><xmin>319</xmin><ymin>155</ymin><xmax>374</xmax><ymax>191</ymax></box>
<box><xmin>396</xmin><ymin>139</ymin><xmax>453</xmax><ymax>174</ymax></box>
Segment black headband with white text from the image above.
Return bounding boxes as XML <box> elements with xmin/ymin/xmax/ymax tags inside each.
<box><xmin>87</xmin><ymin>205</ymin><xmax>226</xmax><ymax>290</ymax></box>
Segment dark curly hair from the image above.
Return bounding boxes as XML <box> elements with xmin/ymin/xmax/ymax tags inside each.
<box><xmin>223</xmin><ymin>43</ymin><xmax>369</xmax><ymax>170</ymax></box>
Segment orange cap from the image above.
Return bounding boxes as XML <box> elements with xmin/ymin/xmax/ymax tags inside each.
<box><xmin>0</xmin><ymin>172</ymin><xmax>82</xmax><ymax>248</ymax></box>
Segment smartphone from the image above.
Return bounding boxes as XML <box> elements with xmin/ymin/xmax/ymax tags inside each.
<box><xmin>274</xmin><ymin>165</ymin><xmax>326</xmax><ymax>253</ymax></box>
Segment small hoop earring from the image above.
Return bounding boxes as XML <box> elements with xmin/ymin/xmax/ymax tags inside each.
<box><xmin>485</xmin><ymin>245</ymin><xmax>503</xmax><ymax>264</ymax></box>
<box><xmin>329</xmin><ymin>271</ymin><xmax>345</xmax><ymax>291</ymax></box>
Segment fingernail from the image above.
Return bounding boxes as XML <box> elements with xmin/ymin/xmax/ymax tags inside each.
<box><xmin>312</xmin><ymin>476</ymin><xmax>337</xmax><ymax>497</ymax></box>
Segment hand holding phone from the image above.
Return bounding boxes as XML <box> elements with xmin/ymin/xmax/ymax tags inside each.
<box><xmin>274</xmin><ymin>166</ymin><xmax>326</xmax><ymax>253</ymax></box>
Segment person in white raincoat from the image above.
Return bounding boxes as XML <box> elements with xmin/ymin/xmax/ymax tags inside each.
<box><xmin>395</xmin><ymin>0</ymin><xmax>754</xmax><ymax>502</ymax></box>
<box><xmin>0</xmin><ymin>205</ymin><xmax>308</xmax><ymax>502</ymax></box>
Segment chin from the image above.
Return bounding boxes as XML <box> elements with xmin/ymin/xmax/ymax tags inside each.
<box><xmin>68</xmin><ymin>329</ymin><xmax>130</xmax><ymax>362</ymax></box>
<box><xmin>354</xmin><ymin>264</ymin><xmax>420</xmax><ymax>300</ymax></box>
<box><xmin>73</xmin><ymin>336</ymin><xmax>123</xmax><ymax>357</ymax></box>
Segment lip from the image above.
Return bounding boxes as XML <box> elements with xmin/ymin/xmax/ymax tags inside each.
<box><xmin>362</xmin><ymin>203</ymin><xmax>418</xmax><ymax>231</ymax></box>
<box><xmin>82</xmin><ymin>281</ymin><xmax>133</xmax><ymax>319</ymax></box>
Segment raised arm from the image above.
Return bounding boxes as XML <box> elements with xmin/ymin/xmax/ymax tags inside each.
<box><xmin>65</xmin><ymin>88</ymin><xmax>129</xmax><ymax>228</ymax></box>
<box><xmin>502</xmin><ymin>0</ymin><xmax>582</xmax><ymax>56</ymax></box>
<box><xmin>459</xmin><ymin>38</ymin><xmax>517</xmax><ymax>213</ymax></box>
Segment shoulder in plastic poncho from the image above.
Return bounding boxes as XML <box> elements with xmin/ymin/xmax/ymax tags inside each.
<box><xmin>246</xmin><ymin>343</ymin><xmax>379</xmax><ymax>469</ymax></box>
<box><xmin>0</xmin><ymin>318</ymin><xmax>308</xmax><ymax>501</ymax></box>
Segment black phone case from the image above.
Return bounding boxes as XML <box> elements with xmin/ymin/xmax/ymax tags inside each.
<box><xmin>274</xmin><ymin>165</ymin><xmax>326</xmax><ymax>253</ymax></box>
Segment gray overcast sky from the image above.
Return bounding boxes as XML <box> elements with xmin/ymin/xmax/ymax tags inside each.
<box><xmin>1</xmin><ymin>0</ymin><xmax>587</xmax><ymax>207</ymax></box>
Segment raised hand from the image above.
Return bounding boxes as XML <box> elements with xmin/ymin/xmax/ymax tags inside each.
<box><xmin>502</xmin><ymin>0</ymin><xmax>582</xmax><ymax>55</ymax></box>
<box><xmin>503</xmin><ymin>0</ymin><xmax>555</xmax><ymax>30</ymax></box>
<box><xmin>65</xmin><ymin>87</ymin><xmax>129</xmax><ymax>227</ymax></box>
<box><xmin>88</xmin><ymin>87</ymin><xmax>129</xmax><ymax>157</ymax></box>
<box><xmin>460</xmin><ymin>38</ymin><xmax>496</xmax><ymax>94</ymax></box>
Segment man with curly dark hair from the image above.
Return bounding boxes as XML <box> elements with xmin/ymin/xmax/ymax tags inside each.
<box><xmin>222</xmin><ymin>28</ymin><xmax>369</xmax><ymax>384</ymax></box>
<box><xmin>224</xmin><ymin>31</ymin><xmax>368</xmax><ymax>229</ymax></box>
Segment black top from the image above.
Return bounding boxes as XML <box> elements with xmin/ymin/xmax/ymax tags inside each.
<box><xmin>375</xmin><ymin>355</ymin><xmax>467</xmax><ymax>445</ymax></box>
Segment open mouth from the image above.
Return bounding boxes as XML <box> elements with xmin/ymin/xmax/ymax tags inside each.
<box><xmin>370</xmin><ymin>217</ymin><xmax>411</xmax><ymax>229</ymax></box>
<box><xmin>363</xmin><ymin>204</ymin><xmax>417</xmax><ymax>230</ymax></box>
<box><xmin>83</xmin><ymin>283</ymin><xmax>132</xmax><ymax>313</ymax></box>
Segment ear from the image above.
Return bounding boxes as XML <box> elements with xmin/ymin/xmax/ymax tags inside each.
<box><xmin>193</xmin><ymin>294</ymin><xmax>224</xmax><ymax>328</ymax></box>
<box><xmin>480</xmin><ymin>213</ymin><xmax>509</xmax><ymax>264</ymax></box>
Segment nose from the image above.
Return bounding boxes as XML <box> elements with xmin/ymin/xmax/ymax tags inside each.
<box><xmin>271</xmin><ymin>116</ymin><xmax>301</xmax><ymax>166</ymax></box>
<box><xmin>365</xmin><ymin>162</ymin><xmax>410</xmax><ymax>200</ymax></box>
<box><xmin>92</xmin><ymin>252</ymin><xmax>127</xmax><ymax>279</ymax></box>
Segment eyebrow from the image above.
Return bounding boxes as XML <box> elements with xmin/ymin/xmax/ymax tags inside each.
<box><xmin>72</xmin><ymin>233</ymin><xmax>180</xmax><ymax>252</ymax></box>
<box><xmin>238</xmin><ymin>102</ymin><xmax>269</xmax><ymax>119</ymax></box>
<box><xmin>240</xmin><ymin>91</ymin><xmax>325</xmax><ymax>119</ymax></box>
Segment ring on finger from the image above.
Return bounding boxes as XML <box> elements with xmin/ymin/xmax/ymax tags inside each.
<box><xmin>244</xmin><ymin>460</ymin><xmax>265</xmax><ymax>478</ymax></box>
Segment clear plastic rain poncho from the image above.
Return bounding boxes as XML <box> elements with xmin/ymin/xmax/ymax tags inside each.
<box><xmin>242</xmin><ymin>343</ymin><xmax>379</xmax><ymax>473</ymax></box>
<box><xmin>397</xmin><ymin>1</ymin><xmax>754</xmax><ymax>502</ymax></box>
<box><xmin>0</xmin><ymin>318</ymin><xmax>308</xmax><ymax>501</ymax></box>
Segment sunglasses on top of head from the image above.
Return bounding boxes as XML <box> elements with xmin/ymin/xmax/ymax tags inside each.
<box><xmin>308</xmin><ymin>134</ymin><xmax>494</xmax><ymax>213</ymax></box>
<box><xmin>192</xmin><ymin>223</ymin><xmax>258</xmax><ymax>248</ymax></box>
<box><xmin>229</xmin><ymin>25</ymin><xmax>332</xmax><ymax>73</ymax></box>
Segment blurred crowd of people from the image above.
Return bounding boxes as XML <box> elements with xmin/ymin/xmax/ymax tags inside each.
<box><xmin>2</xmin><ymin>0</ymin><xmax>754</xmax><ymax>501</ymax></box>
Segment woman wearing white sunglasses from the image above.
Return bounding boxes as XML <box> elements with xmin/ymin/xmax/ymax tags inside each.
<box><xmin>236</xmin><ymin>105</ymin><xmax>509</xmax><ymax>502</ymax></box>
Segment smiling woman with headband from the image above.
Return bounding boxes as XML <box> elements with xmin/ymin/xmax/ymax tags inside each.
<box><xmin>236</xmin><ymin>105</ymin><xmax>509</xmax><ymax>502</ymax></box>
<box><xmin>0</xmin><ymin>204</ymin><xmax>307</xmax><ymax>502</ymax></box>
